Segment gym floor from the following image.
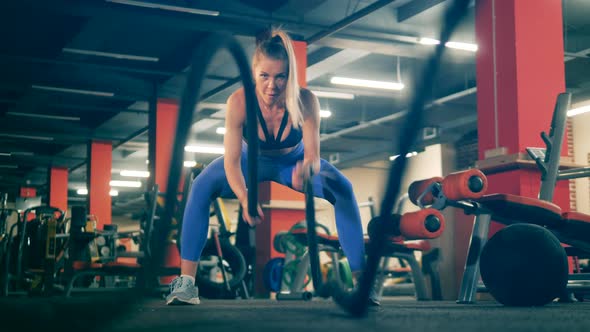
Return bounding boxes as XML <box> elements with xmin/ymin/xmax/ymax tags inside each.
<box><xmin>2</xmin><ymin>295</ymin><xmax>589</xmax><ymax>332</ymax></box>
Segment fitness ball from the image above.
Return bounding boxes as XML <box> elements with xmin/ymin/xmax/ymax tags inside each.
<box><xmin>479</xmin><ymin>223</ymin><xmax>568</xmax><ymax>306</ymax></box>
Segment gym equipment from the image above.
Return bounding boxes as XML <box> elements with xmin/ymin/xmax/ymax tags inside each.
<box><xmin>479</xmin><ymin>224</ymin><xmax>568</xmax><ymax>306</ymax></box>
<box><xmin>197</xmin><ymin>239</ymin><xmax>247</xmax><ymax>299</ymax></box>
<box><xmin>367</xmin><ymin>209</ymin><xmax>445</xmax><ymax>241</ymax></box>
<box><xmin>263</xmin><ymin>257</ymin><xmax>284</xmax><ymax>292</ymax></box>
<box><xmin>407</xmin><ymin>162</ymin><xmax>590</xmax><ymax>305</ymax></box>
<box><xmin>2</xmin><ymin>205</ymin><xmax>67</xmax><ymax>296</ymax></box>
<box><xmin>196</xmin><ymin>198</ymin><xmax>248</xmax><ymax>299</ymax></box>
<box><xmin>64</xmin><ymin>185</ymin><xmax>182</xmax><ymax>296</ymax></box>
<box><xmin>273</xmin><ymin>221</ymin><xmax>336</xmax><ymax>299</ymax></box>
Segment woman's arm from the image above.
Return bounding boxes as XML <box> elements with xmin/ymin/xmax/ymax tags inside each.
<box><xmin>292</xmin><ymin>89</ymin><xmax>321</xmax><ymax>190</ymax></box>
<box><xmin>224</xmin><ymin>90</ymin><xmax>248</xmax><ymax>202</ymax></box>
<box><xmin>300</xmin><ymin>88</ymin><xmax>321</xmax><ymax>174</ymax></box>
<box><xmin>224</xmin><ymin>89</ymin><xmax>263</xmax><ymax>225</ymax></box>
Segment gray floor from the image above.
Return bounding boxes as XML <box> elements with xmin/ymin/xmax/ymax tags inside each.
<box><xmin>1</xmin><ymin>295</ymin><xmax>589</xmax><ymax>332</ymax></box>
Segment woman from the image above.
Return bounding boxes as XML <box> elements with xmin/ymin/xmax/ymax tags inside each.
<box><xmin>166</xmin><ymin>28</ymin><xmax>376</xmax><ymax>305</ymax></box>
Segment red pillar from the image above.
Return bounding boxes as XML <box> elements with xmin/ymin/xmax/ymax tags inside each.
<box><xmin>454</xmin><ymin>0</ymin><xmax>570</xmax><ymax>291</ymax></box>
<box><xmin>48</xmin><ymin>167</ymin><xmax>68</xmax><ymax>212</ymax></box>
<box><xmin>254</xmin><ymin>40</ymin><xmax>309</xmax><ymax>297</ymax></box>
<box><xmin>154</xmin><ymin>99</ymin><xmax>182</xmax><ymax>279</ymax></box>
<box><xmin>87</xmin><ymin>141</ymin><xmax>112</xmax><ymax>230</ymax></box>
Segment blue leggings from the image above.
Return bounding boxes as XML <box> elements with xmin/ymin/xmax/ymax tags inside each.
<box><xmin>180</xmin><ymin>142</ymin><xmax>366</xmax><ymax>271</ymax></box>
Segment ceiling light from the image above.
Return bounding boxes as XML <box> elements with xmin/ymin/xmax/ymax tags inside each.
<box><xmin>32</xmin><ymin>85</ymin><xmax>114</xmax><ymax>97</ymax></box>
<box><xmin>311</xmin><ymin>90</ymin><xmax>355</xmax><ymax>100</ymax></box>
<box><xmin>6</xmin><ymin>112</ymin><xmax>80</xmax><ymax>121</ymax></box>
<box><xmin>319</xmin><ymin>110</ymin><xmax>332</xmax><ymax>118</ymax></box>
<box><xmin>77</xmin><ymin>188</ymin><xmax>119</xmax><ymax>196</ymax></box>
<box><xmin>568</xmin><ymin>104</ymin><xmax>590</xmax><ymax>117</ymax></box>
<box><xmin>109</xmin><ymin>180</ymin><xmax>142</xmax><ymax>188</ymax></box>
<box><xmin>184</xmin><ymin>145</ymin><xmax>225</xmax><ymax>154</ymax></box>
<box><xmin>418</xmin><ymin>38</ymin><xmax>478</xmax><ymax>52</ymax></box>
<box><xmin>216</xmin><ymin>127</ymin><xmax>226</xmax><ymax>135</ymax></box>
<box><xmin>106</xmin><ymin>0</ymin><xmax>220</xmax><ymax>16</ymax></box>
<box><xmin>418</xmin><ymin>37</ymin><xmax>440</xmax><ymax>45</ymax></box>
<box><xmin>198</xmin><ymin>103</ymin><xmax>227</xmax><ymax>111</ymax></box>
<box><xmin>8</xmin><ymin>151</ymin><xmax>34</xmax><ymax>156</ymax></box>
<box><xmin>445</xmin><ymin>41</ymin><xmax>478</xmax><ymax>52</ymax></box>
<box><xmin>0</xmin><ymin>133</ymin><xmax>54</xmax><ymax>141</ymax></box>
<box><xmin>62</xmin><ymin>48</ymin><xmax>159</xmax><ymax>62</ymax></box>
<box><xmin>0</xmin><ymin>153</ymin><xmax>10</xmax><ymax>157</ymax></box>
<box><xmin>0</xmin><ymin>165</ymin><xmax>17</xmax><ymax>169</ymax></box>
<box><xmin>120</xmin><ymin>170</ymin><xmax>150</xmax><ymax>177</ymax></box>
<box><xmin>331</xmin><ymin>77</ymin><xmax>404</xmax><ymax>91</ymax></box>
<box><xmin>389</xmin><ymin>151</ymin><xmax>419</xmax><ymax>161</ymax></box>
<box><xmin>184</xmin><ymin>161</ymin><xmax>197</xmax><ymax>168</ymax></box>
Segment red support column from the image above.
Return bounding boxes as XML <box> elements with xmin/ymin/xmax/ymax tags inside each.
<box><xmin>155</xmin><ymin>100</ymin><xmax>179</xmax><ymax>193</ymax></box>
<box><xmin>153</xmin><ymin>99</ymin><xmax>182</xmax><ymax>280</ymax></box>
<box><xmin>87</xmin><ymin>141</ymin><xmax>112</xmax><ymax>230</ymax></box>
<box><xmin>254</xmin><ymin>39</ymin><xmax>309</xmax><ymax>297</ymax></box>
<box><xmin>48</xmin><ymin>167</ymin><xmax>68</xmax><ymax>212</ymax></box>
<box><xmin>454</xmin><ymin>0</ymin><xmax>571</xmax><ymax>291</ymax></box>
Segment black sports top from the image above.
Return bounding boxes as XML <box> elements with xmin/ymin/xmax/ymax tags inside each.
<box><xmin>243</xmin><ymin>103</ymin><xmax>303</xmax><ymax>150</ymax></box>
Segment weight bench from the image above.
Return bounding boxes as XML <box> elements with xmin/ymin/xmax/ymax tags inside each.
<box><xmin>408</xmin><ymin>168</ymin><xmax>590</xmax><ymax>303</ymax></box>
<box><xmin>64</xmin><ymin>184</ymin><xmax>180</xmax><ymax>296</ymax></box>
<box><xmin>276</xmin><ymin>209</ymin><xmax>445</xmax><ymax>301</ymax></box>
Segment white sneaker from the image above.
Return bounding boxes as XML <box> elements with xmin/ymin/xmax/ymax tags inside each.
<box><xmin>166</xmin><ymin>276</ymin><xmax>200</xmax><ymax>305</ymax></box>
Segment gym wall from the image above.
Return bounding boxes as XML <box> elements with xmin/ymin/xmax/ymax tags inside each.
<box><xmin>572</xmin><ymin>112</ymin><xmax>590</xmax><ymax>215</ymax></box>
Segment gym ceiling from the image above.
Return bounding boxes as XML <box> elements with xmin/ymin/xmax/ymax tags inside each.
<box><xmin>0</xmin><ymin>0</ymin><xmax>589</xmax><ymax>208</ymax></box>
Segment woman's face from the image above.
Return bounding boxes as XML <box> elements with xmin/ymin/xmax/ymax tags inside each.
<box><xmin>254</xmin><ymin>56</ymin><xmax>288</xmax><ymax>106</ymax></box>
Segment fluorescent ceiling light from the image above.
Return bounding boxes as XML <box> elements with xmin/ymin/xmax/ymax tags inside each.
<box><xmin>1</xmin><ymin>151</ymin><xmax>34</xmax><ymax>157</ymax></box>
<box><xmin>418</xmin><ymin>38</ymin><xmax>478</xmax><ymax>52</ymax></box>
<box><xmin>77</xmin><ymin>188</ymin><xmax>119</xmax><ymax>196</ymax></box>
<box><xmin>184</xmin><ymin>161</ymin><xmax>197</xmax><ymax>168</ymax></box>
<box><xmin>445</xmin><ymin>41</ymin><xmax>478</xmax><ymax>52</ymax></box>
<box><xmin>32</xmin><ymin>85</ymin><xmax>114</xmax><ymax>97</ymax></box>
<box><xmin>120</xmin><ymin>170</ymin><xmax>150</xmax><ymax>177</ymax></box>
<box><xmin>331</xmin><ymin>77</ymin><xmax>404</xmax><ymax>91</ymax></box>
<box><xmin>184</xmin><ymin>145</ymin><xmax>225</xmax><ymax>154</ymax></box>
<box><xmin>216</xmin><ymin>127</ymin><xmax>226</xmax><ymax>135</ymax></box>
<box><xmin>567</xmin><ymin>104</ymin><xmax>590</xmax><ymax>117</ymax></box>
<box><xmin>418</xmin><ymin>37</ymin><xmax>440</xmax><ymax>45</ymax></box>
<box><xmin>109</xmin><ymin>180</ymin><xmax>142</xmax><ymax>188</ymax></box>
<box><xmin>6</xmin><ymin>111</ymin><xmax>80</xmax><ymax>121</ymax></box>
<box><xmin>311</xmin><ymin>90</ymin><xmax>355</xmax><ymax>100</ymax></box>
<box><xmin>389</xmin><ymin>151</ymin><xmax>419</xmax><ymax>161</ymax></box>
<box><xmin>0</xmin><ymin>165</ymin><xmax>17</xmax><ymax>169</ymax></box>
<box><xmin>198</xmin><ymin>103</ymin><xmax>227</xmax><ymax>111</ymax></box>
<box><xmin>319</xmin><ymin>110</ymin><xmax>332</xmax><ymax>118</ymax></box>
<box><xmin>106</xmin><ymin>0</ymin><xmax>220</xmax><ymax>16</ymax></box>
<box><xmin>0</xmin><ymin>133</ymin><xmax>54</xmax><ymax>141</ymax></box>
<box><xmin>62</xmin><ymin>48</ymin><xmax>159</xmax><ymax>62</ymax></box>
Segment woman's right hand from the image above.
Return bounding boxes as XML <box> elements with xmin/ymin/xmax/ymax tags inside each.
<box><xmin>240</xmin><ymin>197</ymin><xmax>264</xmax><ymax>227</ymax></box>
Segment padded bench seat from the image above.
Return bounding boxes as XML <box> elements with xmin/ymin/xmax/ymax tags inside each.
<box><xmin>560</xmin><ymin>212</ymin><xmax>590</xmax><ymax>245</ymax></box>
<box><xmin>475</xmin><ymin>193</ymin><xmax>563</xmax><ymax>228</ymax></box>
